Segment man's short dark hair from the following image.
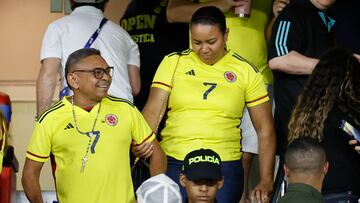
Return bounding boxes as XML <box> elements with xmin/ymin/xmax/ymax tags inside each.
<box><xmin>285</xmin><ymin>137</ymin><xmax>326</xmax><ymax>174</ymax></box>
<box><xmin>71</xmin><ymin>0</ymin><xmax>109</xmax><ymax>12</ymax></box>
<box><xmin>65</xmin><ymin>48</ymin><xmax>101</xmax><ymax>88</ymax></box>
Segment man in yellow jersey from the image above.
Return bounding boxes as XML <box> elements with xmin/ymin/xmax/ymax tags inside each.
<box><xmin>22</xmin><ymin>48</ymin><xmax>166</xmax><ymax>203</ymax></box>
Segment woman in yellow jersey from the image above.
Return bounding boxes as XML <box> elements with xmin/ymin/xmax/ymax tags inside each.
<box><xmin>141</xmin><ymin>6</ymin><xmax>275</xmax><ymax>203</ymax></box>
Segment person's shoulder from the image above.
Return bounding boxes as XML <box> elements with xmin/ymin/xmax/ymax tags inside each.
<box><xmin>37</xmin><ymin>100</ymin><xmax>67</xmax><ymax>124</ymax></box>
<box><xmin>46</xmin><ymin>14</ymin><xmax>71</xmax><ymax>29</ymax></box>
<box><xmin>104</xmin><ymin>20</ymin><xmax>135</xmax><ymax>40</ymax></box>
<box><xmin>106</xmin><ymin>20</ymin><xmax>125</xmax><ymax>30</ymax></box>
<box><xmin>104</xmin><ymin>95</ymin><xmax>135</xmax><ymax>108</ymax></box>
<box><xmin>277</xmin><ymin>1</ymin><xmax>306</xmax><ymax>21</ymax></box>
<box><xmin>167</xmin><ymin>49</ymin><xmax>192</xmax><ymax>58</ymax></box>
<box><xmin>229</xmin><ymin>51</ymin><xmax>259</xmax><ymax>73</ymax></box>
<box><xmin>162</xmin><ymin>49</ymin><xmax>193</xmax><ymax>63</ymax></box>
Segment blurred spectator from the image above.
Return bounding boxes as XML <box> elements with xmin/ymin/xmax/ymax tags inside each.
<box><xmin>288</xmin><ymin>48</ymin><xmax>360</xmax><ymax>199</ymax></box>
<box><xmin>268</xmin><ymin>0</ymin><xmax>336</xmax><ymax>156</ymax></box>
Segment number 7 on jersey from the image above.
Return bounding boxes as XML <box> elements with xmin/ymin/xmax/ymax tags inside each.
<box><xmin>203</xmin><ymin>82</ymin><xmax>217</xmax><ymax>100</ymax></box>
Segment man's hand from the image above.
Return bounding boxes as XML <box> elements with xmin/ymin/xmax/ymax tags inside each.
<box><xmin>349</xmin><ymin>140</ymin><xmax>360</xmax><ymax>154</ymax></box>
<box><xmin>250</xmin><ymin>179</ymin><xmax>274</xmax><ymax>203</ymax></box>
<box><xmin>217</xmin><ymin>0</ymin><xmax>243</xmax><ymax>12</ymax></box>
<box><xmin>131</xmin><ymin>141</ymin><xmax>153</xmax><ymax>158</ymax></box>
<box><xmin>272</xmin><ymin>0</ymin><xmax>290</xmax><ymax>17</ymax></box>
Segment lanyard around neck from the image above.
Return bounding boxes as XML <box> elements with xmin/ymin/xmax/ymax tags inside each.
<box><xmin>84</xmin><ymin>17</ymin><xmax>108</xmax><ymax>48</ymax></box>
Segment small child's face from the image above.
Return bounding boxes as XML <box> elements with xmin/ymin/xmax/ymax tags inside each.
<box><xmin>180</xmin><ymin>174</ymin><xmax>223</xmax><ymax>203</ymax></box>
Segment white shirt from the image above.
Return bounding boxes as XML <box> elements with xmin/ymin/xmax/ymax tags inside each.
<box><xmin>40</xmin><ymin>6</ymin><xmax>140</xmax><ymax>102</ymax></box>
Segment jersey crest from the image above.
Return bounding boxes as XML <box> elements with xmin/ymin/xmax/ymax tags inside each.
<box><xmin>224</xmin><ymin>71</ymin><xmax>237</xmax><ymax>83</ymax></box>
<box><xmin>105</xmin><ymin>114</ymin><xmax>118</xmax><ymax>126</ymax></box>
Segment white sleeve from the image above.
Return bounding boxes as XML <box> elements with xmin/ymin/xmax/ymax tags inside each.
<box><xmin>40</xmin><ymin>23</ymin><xmax>62</xmax><ymax>61</ymax></box>
<box><xmin>128</xmin><ymin>41</ymin><xmax>140</xmax><ymax>69</ymax></box>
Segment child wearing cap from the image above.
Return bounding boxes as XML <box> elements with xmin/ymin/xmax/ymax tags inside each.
<box><xmin>179</xmin><ymin>149</ymin><xmax>224</xmax><ymax>203</ymax></box>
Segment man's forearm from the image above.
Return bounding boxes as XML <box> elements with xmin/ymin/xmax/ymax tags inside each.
<box><xmin>23</xmin><ymin>182</ymin><xmax>44</xmax><ymax>203</ymax></box>
<box><xmin>36</xmin><ymin>58</ymin><xmax>60</xmax><ymax>117</ymax></box>
<box><xmin>149</xmin><ymin>140</ymin><xmax>167</xmax><ymax>176</ymax></box>
<box><xmin>268</xmin><ymin>50</ymin><xmax>319</xmax><ymax>75</ymax></box>
<box><xmin>22</xmin><ymin>159</ymin><xmax>44</xmax><ymax>203</ymax></box>
<box><xmin>36</xmin><ymin>76</ymin><xmax>56</xmax><ymax>117</ymax></box>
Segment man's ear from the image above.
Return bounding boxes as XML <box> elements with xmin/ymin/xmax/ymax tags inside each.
<box><xmin>217</xmin><ymin>177</ymin><xmax>224</xmax><ymax>189</ymax></box>
<box><xmin>323</xmin><ymin>161</ymin><xmax>329</xmax><ymax>175</ymax></box>
<box><xmin>179</xmin><ymin>173</ymin><xmax>187</xmax><ymax>187</ymax></box>
<box><xmin>67</xmin><ymin>73</ymin><xmax>79</xmax><ymax>90</ymax></box>
<box><xmin>283</xmin><ymin>164</ymin><xmax>290</xmax><ymax>177</ymax></box>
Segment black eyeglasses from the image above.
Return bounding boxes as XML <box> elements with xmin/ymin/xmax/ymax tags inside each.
<box><xmin>72</xmin><ymin>66</ymin><xmax>114</xmax><ymax>79</ymax></box>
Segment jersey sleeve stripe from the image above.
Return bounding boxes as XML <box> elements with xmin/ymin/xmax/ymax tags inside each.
<box><xmin>26</xmin><ymin>151</ymin><xmax>50</xmax><ymax>159</ymax></box>
<box><xmin>106</xmin><ymin>95</ymin><xmax>134</xmax><ymax>107</ymax></box>
<box><xmin>139</xmin><ymin>132</ymin><xmax>155</xmax><ymax>145</ymax></box>
<box><xmin>152</xmin><ymin>82</ymin><xmax>172</xmax><ymax>88</ymax></box>
<box><xmin>37</xmin><ymin>100</ymin><xmax>63</xmax><ymax>121</ymax></box>
<box><xmin>246</xmin><ymin>94</ymin><xmax>269</xmax><ymax>104</ymax></box>
<box><xmin>168</xmin><ymin>49</ymin><xmax>191</xmax><ymax>57</ymax></box>
<box><xmin>232</xmin><ymin>53</ymin><xmax>259</xmax><ymax>73</ymax></box>
<box><xmin>38</xmin><ymin>103</ymin><xmax>65</xmax><ymax>123</ymax></box>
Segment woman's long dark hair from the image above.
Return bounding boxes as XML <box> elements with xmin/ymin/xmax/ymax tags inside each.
<box><xmin>288</xmin><ymin>48</ymin><xmax>360</xmax><ymax>142</ymax></box>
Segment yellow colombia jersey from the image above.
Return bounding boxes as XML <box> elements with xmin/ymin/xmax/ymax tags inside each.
<box><xmin>193</xmin><ymin>0</ymin><xmax>273</xmax><ymax>85</ymax></box>
<box><xmin>152</xmin><ymin>50</ymin><xmax>269</xmax><ymax>161</ymax></box>
<box><xmin>26</xmin><ymin>96</ymin><xmax>154</xmax><ymax>203</ymax></box>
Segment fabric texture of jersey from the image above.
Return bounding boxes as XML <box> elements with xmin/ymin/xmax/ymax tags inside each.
<box><xmin>152</xmin><ymin>50</ymin><xmax>269</xmax><ymax>161</ymax></box>
<box><xmin>120</xmin><ymin>0</ymin><xmax>189</xmax><ymax>110</ymax></box>
<box><xmin>268</xmin><ymin>0</ymin><xmax>335</xmax><ymax>155</ymax></box>
<box><xmin>40</xmin><ymin>6</ymin><xmax>140</xmax><ymax>102</ymax></box>
<box><xmin>26</xmin><ymin>96</ymin><xmax>155</xmax><ymax>203</ymax></box>
<box><xmin>278</xmin><ymin>183</ymin><xmax>324</xmax><ymax>203</ymax></box>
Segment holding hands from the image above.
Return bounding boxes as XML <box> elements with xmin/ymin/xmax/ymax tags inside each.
<box><xmin>132</xmin><ymin>141</ymin><xmax>154</xmax><ymax>158</ymax></box>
